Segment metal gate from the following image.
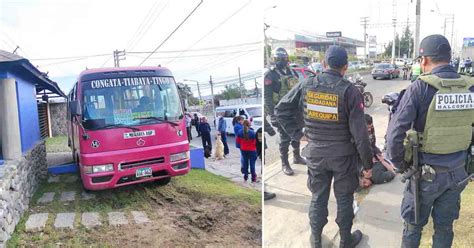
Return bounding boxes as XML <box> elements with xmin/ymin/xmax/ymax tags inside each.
<box><xmin>37</xmin><ymin>102</ymin><xmax>49</xmax><ymax>138</ymax></box>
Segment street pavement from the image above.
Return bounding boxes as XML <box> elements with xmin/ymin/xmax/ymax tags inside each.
<box><xmin>264</xmin><ymin>74</ymin><xmax>411</xmax><ymax>247</ymax></box>
<box><xmin>189</xmin><ymin>124</ymin><xmax>262</xmax><ymax>191</ymax></box>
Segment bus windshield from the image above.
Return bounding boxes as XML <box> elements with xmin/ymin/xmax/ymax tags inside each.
<box><xmin>81</xmin><ymin>76</ymin><xmax>183</xmax><ymax>129</ymax></box>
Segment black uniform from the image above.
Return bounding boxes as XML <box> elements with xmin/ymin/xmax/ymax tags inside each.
<box><xmin>264</xmin><ymin>65</ymin><xmax>306</xmax><ymax>174</ymax></box>
<box><xmin>276</xmin><ymin>67</ymin><xmax>373</xmax><ymax>247</ymax></box>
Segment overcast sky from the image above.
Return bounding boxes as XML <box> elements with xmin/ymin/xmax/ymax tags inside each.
<box><xmin>0</xmin><ymin>0</ymin><xmax>262</xmax><ymax>95</ymax></box>
<box><xmin>265</xmin><ymin>0</ymin><xmax>473</xmax><ymax>55</ymax></box>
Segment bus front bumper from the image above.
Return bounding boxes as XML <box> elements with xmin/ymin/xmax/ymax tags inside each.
<box><xmin>79</xmin><ymin>142</ymin><xmax>190</xmax><ymax>190</ymax></box>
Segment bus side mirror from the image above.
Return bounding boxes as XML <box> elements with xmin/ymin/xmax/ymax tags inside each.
<box><xmin>69</xmin><ymin>100</ymin><xmax>81</xmax><ymax>116</ymax></box>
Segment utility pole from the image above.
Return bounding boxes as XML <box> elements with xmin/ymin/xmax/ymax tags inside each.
<box><xmin>209</xmin><ymin>75</ymin><xmax>216</xmax><ymax>122</ymax></box>
<box><xmin>238</xmin><ymin>67</ymin><xmax>244</xmax><ymax>103</ymax></box>
<box><xmin>113</xmin><ymin>50</ymin><xmax>126</xmax><ymax>67</ymax></box>
<box><xmin>414</xmin><ymin>0</ymin><xmax>421</xmax><ymax>59</ymax></box>
<box><xmin>450</xmin><ymin>15</ymin><xmax>454</xmax><ymax>50</ymax></box>
<box><xmin>391</xmin><ymin>0</ymin><xmax>397</xmax><ymax>64</ymax></box>
<box><xmin>360</xmin><ymin>17</ymin><xmax>369</xmax><ymax>60</ymax></box>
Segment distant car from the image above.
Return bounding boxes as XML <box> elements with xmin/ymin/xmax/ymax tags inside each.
<box><xmin>371</xmin><ymin>63</ymin><xmax>400</xmax><ymax>80</ymax></box>
<box><xmin>358</xmin><ymin>63</ymin><xmax>370</xmax><ymax>69</ymax></box>
<box><xmin>394</xmin><ymin>58</ymin><xmax>406</xmax><ymax>67</ymax></box>
<box><xmin>190</xmin><ymin>111</ymin><xmax>204</xmax><ymax>119</ymax></box>
<box><xmin>292</xmin><ymin>67</ymin><xmax>317</xmax><ymax>82</ymax></box>
<box><xmin>215</xmin><ymin>104</ymin><xmax>262</xmax><ymax>134</ymax></box>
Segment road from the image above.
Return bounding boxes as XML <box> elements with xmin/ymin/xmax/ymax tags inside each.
<box><xmin>188</xmin><ymin>121</ymin><xmax>262</xmax><ymax>191</ymax></box>
<box><xmin>264</xmin><ymin>73</ymin><xmax>412</xmax><ymax>166</ymax></box>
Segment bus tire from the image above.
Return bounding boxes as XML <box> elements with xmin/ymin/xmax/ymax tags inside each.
<box><xmin>155</xmin><ymin>177</ymin><xmax>171</xmax><ymax>186</ymax></box>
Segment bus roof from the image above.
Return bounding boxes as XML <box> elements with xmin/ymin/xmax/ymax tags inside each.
<box><xmin>78</xmin><ymin>66</ymin><xmax>174</xmax><ymax>82</ymax></box>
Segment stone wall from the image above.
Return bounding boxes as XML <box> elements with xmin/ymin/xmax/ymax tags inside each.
<box><xmin>0</xmin><ymin>141</ymin><xmax>47</xmax><ymax>246</ymax></box>
<box><xmin>50</xmin><ymin>102</ymin><xmax>67</xmax><ymax>136</ymax></box>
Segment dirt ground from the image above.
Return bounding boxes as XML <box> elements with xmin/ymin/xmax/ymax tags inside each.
<box><xmin>9</xmin><ymin>171</ymin><xmax>261</xmax><ymax>248</ymax></box>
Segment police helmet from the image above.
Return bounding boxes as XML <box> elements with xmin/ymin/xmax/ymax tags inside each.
<box><xmin>273</xmin><ymin>47</ymin><xmax>289</xmax><ymax>69</ymax></box>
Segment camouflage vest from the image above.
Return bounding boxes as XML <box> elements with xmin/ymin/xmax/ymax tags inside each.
<box><xmin>272</xmin><ymin>68</ymin><xmax>299</xmax><ymax>105</ymax></box>
<box><xmin>417</xmin><ymin>74</ymin><xmax>474</xmax><ymax>154</ymax></box>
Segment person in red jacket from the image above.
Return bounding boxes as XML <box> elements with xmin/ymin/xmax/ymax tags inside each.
<box><xmin>236</xmin><ymin>120</ymin><xmax>257</xmax><ymax>182</ymax></box>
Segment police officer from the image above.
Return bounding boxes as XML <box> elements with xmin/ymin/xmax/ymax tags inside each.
<box><xmin>264</xmin><ymin>47</ymin><xmax>307</xmax><ymax>176</ymax></box>
<box><xmin>275</xmin><ymin>46</ymin><xmax>373</xmax><ymax>248</ymax></box>
<box><xmin>386</xmin><ymin>34</ymin><xmax>474</xmax><ymax>248</ymax></box>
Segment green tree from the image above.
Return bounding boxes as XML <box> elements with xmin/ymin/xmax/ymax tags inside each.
<box><xmin>384</xmin><ymin>26</ymin><xmax>414</xmax><ymax>58</ymax></box>
<box><xmin>177</xmin><ymin>83</ymin><xmax>199</xmax><ymax>106</ymax></box>
<box><xmin>219</xmin><ymin>84</ymin><xmax>246</xmax><ymax>100</ymax></box>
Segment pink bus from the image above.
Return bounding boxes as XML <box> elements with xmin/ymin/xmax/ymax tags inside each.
<box><xmin>67</xmin><ymin>67</ymin><xmax>190</xmax><ymax>190</ymax></box>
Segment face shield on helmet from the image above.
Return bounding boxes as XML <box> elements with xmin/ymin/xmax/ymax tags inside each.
<box><xmin>273</xmin><ymin>47</ymin><xmax>289</xmax><ymax>69</ymax></box>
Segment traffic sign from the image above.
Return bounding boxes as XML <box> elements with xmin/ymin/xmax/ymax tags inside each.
<box><xmin>326</xmin><ymin>32</ymin><xmax>342</xmax><ymax>38</ymax></box>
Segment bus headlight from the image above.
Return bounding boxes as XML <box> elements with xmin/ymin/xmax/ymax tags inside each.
<box><xmin>170</xmin><ymin>151</ymin><xmax>189</xmax><ymax>162</ymax></box>
<box><xmin>84</xmin><ymin>164</ymin><xmax>114</xmax><ymax>174</ymax></box>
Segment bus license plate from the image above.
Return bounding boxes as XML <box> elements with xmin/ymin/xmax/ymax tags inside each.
<box><xmin>136</xmin><ymin>168</ymin><xmax>152</xmax><ymax>178</ymax></box>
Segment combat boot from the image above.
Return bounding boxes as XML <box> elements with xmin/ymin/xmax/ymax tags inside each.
<box><xmin>264</xmin><ymin>192</ymin><xmax>276</xmax><ymax>201</ymax></box>
<box><xmin>339</xmin><ymin>230</ymin><xmax>363</xmax><ymax>248</ymax></box>
<box><xmin>281</xmin><ymin>155</ymin><xmax>294</xmax><ymax>176</ymax></box>
<box><xmin>293</xmin><ymin>148</ymin><xmax>307</xmax><ymax>165</ymax></box>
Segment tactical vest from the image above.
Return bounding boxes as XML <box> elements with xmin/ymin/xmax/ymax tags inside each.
<box><xmin>273</xmin><ymin>68</ymin><xmax>299</xmax><ymax>105</ymax></box>
<box><xmin>417</xmin><ymin>74</ymin><xmax>474</xmax><ymax>154</ymax></box>
<box><xmin>302</xmin><ymin>76</ymin><xmax>353</xmax><ymax>143</ymax></box>
<box><xmin>412</xmin><ymin>64</ymin><xmax>421</xmax><ymax>75</ymax></box>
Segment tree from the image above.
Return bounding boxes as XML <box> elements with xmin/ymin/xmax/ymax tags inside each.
<box><xmin>384</xmin><ymin>26</ymin><xmax>414</xmax><ymax>58</ymax></box>
<box><xmin>218</xmin><ymin>84</ymin><xmax>246</xmax><ymax>100</ymax></box>
<box><xmin>176</xmin><ymin>83</ymin><xmax>199</xmax><ymax>106</ymax></box>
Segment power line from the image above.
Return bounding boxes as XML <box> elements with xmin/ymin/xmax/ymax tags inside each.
<box><xmin>128</xmin><ymin>41</ymin><xmax>259</xmax><ymax>54</ymax></box>
<box><xmin>30</xmin><ymin>53</ymin><xmax>110</xmax><ymax>61</ymax></box>
<box><xmin>127</xmin><ymin>0</ymin><xmax>170</xmax><ymax>52</ymax></box>
<box><xmin>128</xmin><ymin>48</ymin><xmax>258</xmax><ymax>59</ymax></box>
<box><xmin>124</xmin><ymin>0</ymin><xmax>163</xmax><ymax>51</ymax></box>
<box><xmin>139</xmin><ymin>0</ymin><xmax>204</xmax><ymax>66</ymax></box>
<box><xmin>165</xmin><ymin>0</ymin><xmax>252</xmax><ymax>65</ymax></box>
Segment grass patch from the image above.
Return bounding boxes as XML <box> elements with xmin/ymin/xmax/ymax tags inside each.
<box><xmin>7</xmin><ymin>169</ymin><xmax>261</xmax><ymax>247</ymax></box>
<box><xmin>45</xmin><ymin>136</ymin><xmax>69</xmax><ymax>153</ymax></box>
<box><xmin>420</xmin><ymin>183</ymin><xmax>474</xmax><ymax>247</ymax></box>
<box><xmin>175</xmin><ymin>169</ymin><xmax>261</xmax><ymax>206</ymax></box>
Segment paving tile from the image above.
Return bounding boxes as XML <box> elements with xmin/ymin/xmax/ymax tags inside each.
<box><xmin>81</xmin><ymin>212</ymin><xmax>101</xmax><ymax>228</ymax></box>
<box><xmin>25</xmin><ymin>213</ymin><xmax>49</xmax><ymax>232</ymax></box>
<box><xmin>53</xmin><ymin>213</ymin><xmax>75</xmax><ymax>229</ymax></box>
<box><xmin>108</xmin><ymin>212</ymin><xmax>128</xmax><ymax>226</ymax></box>
<box><xmin>131</xmin><ymin>211</ymin><xmax>151</xmax><ymax>224</ymax></box>
<box><xmin>59</xmin><ymin>191</ymin><xmax>76</xmax><ymax>202</ymax></box>
<box><xmin>37</xmin><ymin>192</ymin><xmax>55</xmax><ymax>204</ymax></box>
<box><xmin>81</xmin><ymin>191</ymin><xmax>96</xmax><ymax>200</ymax></box>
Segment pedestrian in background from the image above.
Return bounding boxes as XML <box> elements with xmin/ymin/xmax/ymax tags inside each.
<box><xmin>465</xmin><ymin>57</ymin><xmax>472</xmax><ymax>73</ymax></box>
<box><xmin>199</xmin><ymin>116</ymin><xmax>212</xmax><ymax>152</ymax></box>
<box><xmin>460</xmin><ymin>58</ymin><xmax>465</xmax><ymax>73</ymax></box>
<box><xmin>233</xmin><ymin>116</ymin><xmax>244</xmax><ymax>148</ymax></box>
<box><xmin>193</xmin><ymin>113</ymin><xmax>201</xmax><ymax>137</ymax></box>
<box><xmin>236</xmin><ymin>120</ymin><xmax>257</xmax><ymax>183</ymax></box>
<box><xmin>217</xmin><ymin>112</ymin><xmax>230</xmax><ymax>156</ymax></box>
<box><xmin>185</xmin><ymin>112</ymin><xmax>192</xmax><ymax>142</ymax></box>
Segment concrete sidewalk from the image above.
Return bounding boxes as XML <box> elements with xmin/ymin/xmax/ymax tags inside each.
<box><xmin>264</xmin><ymin>159</ymin><xmax>405</xmax><ymax>248</ymax></box>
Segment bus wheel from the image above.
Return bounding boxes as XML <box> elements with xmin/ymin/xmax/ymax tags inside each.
<box><xmin>155</xmin><ymin>177</ymin><xmax>171</xmax><ymax>186</ymax></box>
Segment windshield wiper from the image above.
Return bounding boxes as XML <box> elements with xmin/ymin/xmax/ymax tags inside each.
<box><xmin>134</xmin><ymin>116</ymin><xmax>179</xmax><ymax>127</ymax></box>
<box><xmin>90</xmin><ymin>124</ymin><xmax>140</xmax><ymax>132</ymax></box>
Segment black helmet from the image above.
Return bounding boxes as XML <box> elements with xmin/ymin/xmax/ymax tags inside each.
<box><xmin>273</xmin><ymin>47</ymin><xmax>289</xmax><ymax>69</ymax></box>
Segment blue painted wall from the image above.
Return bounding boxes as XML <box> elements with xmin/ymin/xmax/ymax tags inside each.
<box><xmin>9</xmin><ymin>72</ymin><xmax>41</xmax><ymax>153</ymax></box>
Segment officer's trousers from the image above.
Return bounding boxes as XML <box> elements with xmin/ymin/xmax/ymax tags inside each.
<box><xmin>307</xmin><ymin>155</ymin><xmax>359</xmax><ymax>235</ymax></box>
<box><xmin>277</xmin><ymin>125</ymin><xmax>302</xmax><ymax>157</ymax></box>
<box><xmin>401</xmin><ymin>166</ymin><xmax>468</xmax><ymax>248</ymax></box>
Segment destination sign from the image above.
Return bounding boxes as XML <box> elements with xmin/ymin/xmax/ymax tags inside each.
<box><xmin>86</xmin><ymin>77</ymin><xmax>174</xmax><ymax>89</ymax></box>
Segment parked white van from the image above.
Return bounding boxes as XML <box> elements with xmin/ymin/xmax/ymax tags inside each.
<box><xmin>215</xmin><ymin>104</ymin><xmax>262</xmax><ymax>134</ymax></box>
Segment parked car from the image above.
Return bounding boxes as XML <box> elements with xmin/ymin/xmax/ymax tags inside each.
<box><xmin>292</xmin><ymin>67</ymin><xmax>317</xmax><ymax>82</ymax></box>
<box><xmin>215</xmin><ymin>104</ymin><xmax>262</xmax><ymax>134</ymax></box>
<box><xmin>394</xmin><ymin>58</ymin><xmax>406</xmax><ymax>67</ymax></box>
<box><xmin>371</xmin><ymin>63</ymin><xmax>400</xmax><ymax>80</ymax></box>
